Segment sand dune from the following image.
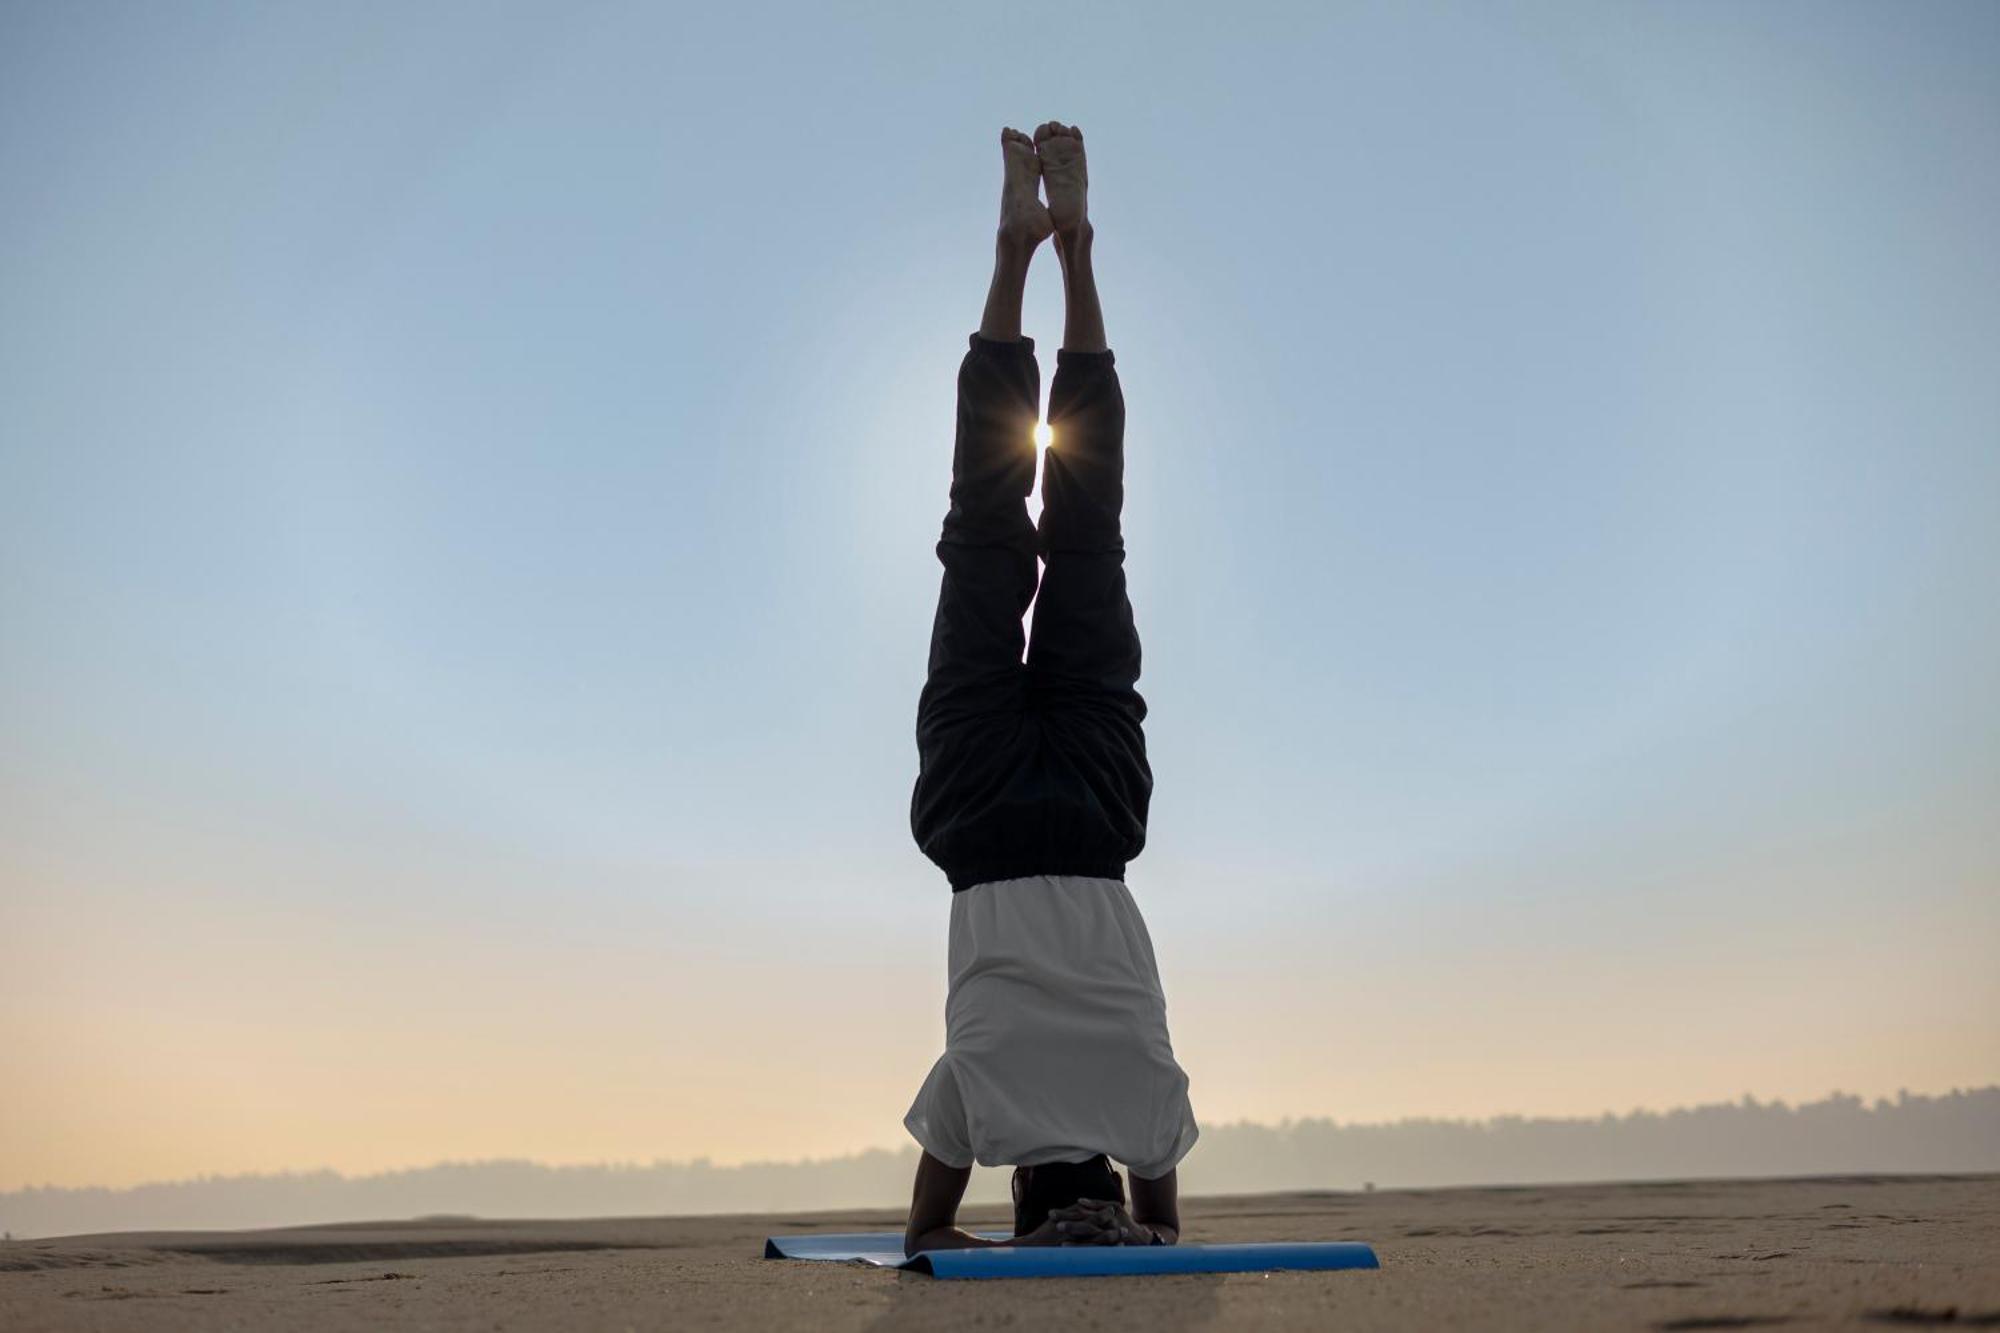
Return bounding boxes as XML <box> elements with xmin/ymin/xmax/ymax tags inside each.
<box><xmin>3</xmin><ymin>1174</ymin><xmax>1996</xmax><ymax>1330</ymax></box>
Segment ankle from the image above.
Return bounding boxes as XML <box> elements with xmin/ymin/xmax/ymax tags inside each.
<box><xmin>1054</xmin><ymin>219</ymin><xmax>1094</xmax><ymax>256</ymax></box>
<box><xmin>996</xmin><ymin>223</ymin><xmax>1047</xmax><ymax>260</ymax></box>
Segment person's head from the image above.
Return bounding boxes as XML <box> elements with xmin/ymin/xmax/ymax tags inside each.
<box><xmin>1011</xmin><ymin>1154</ymin><xmax>1125</xmax><ymax>1236</ymax></box>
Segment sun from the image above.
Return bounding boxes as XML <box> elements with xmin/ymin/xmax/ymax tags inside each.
<box><xmin>1033</xmin><ymin>421</ymin><xmax>1053</xmax><ymax>450</ymax></box>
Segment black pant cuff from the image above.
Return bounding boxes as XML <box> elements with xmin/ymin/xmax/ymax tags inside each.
<box><xmin>970</xmin><ymin>331</ymin><xmax>1037</xmax><ymax>357</ymax></box>
<box><xmin>1055</xmin><ymin>347</ymin><xmax>1115</xmax><ymax>368</ymax></box>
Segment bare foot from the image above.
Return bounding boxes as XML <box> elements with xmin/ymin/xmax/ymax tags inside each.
<box><xmin>1033</xmin><ymin>121</ymin><xmax>1088</xmax><ymax>238</ymax></box>
<box><xmin>998</xmin><ymin>127</ymin><xmax>1053</xmax><ymax>250</ymax></box>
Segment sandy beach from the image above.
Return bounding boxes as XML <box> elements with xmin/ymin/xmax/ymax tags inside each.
<box><xmin>3</xmin><ymin>1174</ymin><xmax>1996</xmax><ymax>1330</ymax></box>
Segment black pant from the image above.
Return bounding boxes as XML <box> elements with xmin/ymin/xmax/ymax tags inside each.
<box><xmin>910</xmin><ymin>333</ymin><xmax>1152</xmax><ymax>891</ymax></box>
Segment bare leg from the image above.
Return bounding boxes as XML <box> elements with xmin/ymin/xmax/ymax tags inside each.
<box><xmin>1035</xmin><ymin>122</ymin><xmax>1105</xmax><ymax>352</ymax></box>
<box><xmin>979</xmin><ymin>127</ymin><xmax>1053</xmax><ymax>342</ymax></box>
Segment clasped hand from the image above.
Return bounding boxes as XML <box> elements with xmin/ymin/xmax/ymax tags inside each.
<box><xmin>1017</xmin><ymin>1197</ymin><xmax>1155</xmax><ymax>1246</ymax></box>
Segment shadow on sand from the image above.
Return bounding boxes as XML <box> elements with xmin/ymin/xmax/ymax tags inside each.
<box><xmin>863</xmin><ymin>1268</ymin><xmax>1227</xmax><ymax>1331</ymax></box>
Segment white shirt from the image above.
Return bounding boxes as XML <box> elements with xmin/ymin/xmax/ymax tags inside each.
<box><xmin>903</xmin><ymin>874</ymin><xmax>1199</xmax><ymax>1180</ymax></box>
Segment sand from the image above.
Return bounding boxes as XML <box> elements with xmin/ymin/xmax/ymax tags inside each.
<box><xmin>3</xmin><ymin>1174</ymin><xmax>1996</xmax><ymax>1330</ymax></box>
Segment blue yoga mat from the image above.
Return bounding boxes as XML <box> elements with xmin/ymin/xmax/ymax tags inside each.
<box><xmin>764</xmin><ymin>1231</ymin><xmax>1380</xmax><ymax>1279</ymax></box>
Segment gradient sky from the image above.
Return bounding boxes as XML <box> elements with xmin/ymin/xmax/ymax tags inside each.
<box><xmin>3</xmin><ymin>0</ymin><xmax>1996</xmax><ymax>1193</ymax></box>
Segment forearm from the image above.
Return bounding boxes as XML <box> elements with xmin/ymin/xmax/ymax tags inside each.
<box><xmin>1130</xmin><ymin>1168</ymin><xmax>1180</xmax><ymax>1245</ymax></box>
<box><xmin>906</xmin><ymin>1225</ymin><xmax>1008</xmax><ymax>1256</ymax></box>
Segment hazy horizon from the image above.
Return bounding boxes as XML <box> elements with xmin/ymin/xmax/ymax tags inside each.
<box><xmin>4</xmin><ymin>2</ymin><xmax>1997</xmax><ymax>1197</ymax></box>
<box><xmin>4</xmin><ymin>1081</ymin><xmax>1981</xmax><ymax>1192</ymax></box>
<box><xmin>5</xmin><ymin>1086</ymin><xmax>1996</xmax><ymax>1240</ymax></box>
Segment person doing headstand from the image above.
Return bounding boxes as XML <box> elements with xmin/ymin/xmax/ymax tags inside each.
<box><xmin>902</xmin><ymin>121</ymin><xmax>1198</xmax><ymax>1256</ymax></box>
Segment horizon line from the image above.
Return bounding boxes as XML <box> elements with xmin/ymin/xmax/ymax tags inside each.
<box><xmin>10</xmin><ymin>1083</ymin><xmax>1994</xmax><ymax>1198</ymax></box>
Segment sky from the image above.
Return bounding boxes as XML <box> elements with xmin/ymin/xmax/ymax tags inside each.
<box><xmin>2</xmin><ymin>0</ymin><xmax>1996</xmax><ymax>1194</ymax></box>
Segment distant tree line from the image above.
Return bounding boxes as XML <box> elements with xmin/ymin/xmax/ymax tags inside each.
<box><xmin>3</xmin><ymin>1086</ymin><xmax>1994</xmax><ymax>1240</ymax></box>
